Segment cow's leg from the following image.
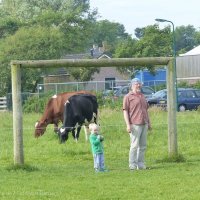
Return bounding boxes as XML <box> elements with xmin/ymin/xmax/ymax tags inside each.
<box><xmin>72</xmin><ymin>127</ymin><xmax>81</xmax><ymax>142</ymax></box>
<box><xmin>75</xmin><ymin>126</ymin><xmax>81</xmax><ymax>141</ymax></box>
<box><xmin>83</xmin><ymin>125</ymin><xmax>90</xmax><ymax>141</ymax></box>
<box><xmin>72</xmin><ymin>128</ymin><xmax>77</xmax><ymax>142</ymax></box>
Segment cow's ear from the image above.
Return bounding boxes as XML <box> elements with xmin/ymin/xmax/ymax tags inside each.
<box><xmin>35</xmin><ymin>121</ymin><xmax>39</xmax><ymax>128</ymax></box>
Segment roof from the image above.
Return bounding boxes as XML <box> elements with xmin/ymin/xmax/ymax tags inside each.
<box><xmin>46</xmin><ymin>47</ymin><xmax>112</xmax><ymax>76</ymax></box>
<box><xmin>62</xmin><ymin>47</ymin><xmax>111</xmax><ymax>59</ymax></box>
<box><xmin>179</xmin><ymin>45</ymin><xmax>200</xmax><ymax>56</ymax></box>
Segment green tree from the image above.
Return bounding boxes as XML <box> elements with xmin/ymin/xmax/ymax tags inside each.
<box><xmin>194</xmin><ymin>31</ymin><xmax>200</xmax><ymax>45</ymax></box>
<box><xmin>114</xmin><ymin>36</ymin><xmax>137</xmax><ymax>58</ymax></box>
<box><xmin>134</xmin><ymin>25</ymin><xmax>171</xmax><ymax>57</ymax></box>
<box><xmin>0</xmin><ymin>26</ymin><xmax>65</xmax><ymax>94</ymax></box>
<box><xmin>0</xmin><ymin>16</ymin><xmax>20</xmax><ymax>39</ymax></box>
<box><xmin>113</xmin><ymin>25</ymin><xmax>172</xmax><ymax>77</ymax></box>
<box><xmin>69</xmin><ymin>67</ymin><xmax>100</xmax><ymax>82</ymax></box>
<box><xmin>175</xmin><ymin>25</ymin><xmax>197</xmax><ymax>54</ymax></box>
<box><xmin>1</xmin><ymin>0</ymin><xmax>97</xmax><ymax>53</ymax></box>
<box><xmin>92</xmin><ymin>20</ymin><xmax>129</xmax><ymax>53</ymax></box>
<box><xmin>134</xmin><ymin>27</ymin><xmax>145</xmax><ymax>39</ymax></box>
<box><xmin>134</xmin><ymin>25</ymin><xmax>171</xmax><ymax>75</ymax></box>
<box><xmin>0</xmin><ymin>0</ymin><xmax>100</xmax><ymax>94</ymax></box>
<box><xmin>113</xmin><ymin>36</ymin><xmax>137</xmax><ymax>77</ymax></box>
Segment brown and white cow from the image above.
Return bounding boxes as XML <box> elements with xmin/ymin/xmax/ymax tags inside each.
<box><xmin>34</xmin><ymin>90</ymin><xmax>93</xmax><ymax>137</ymax></box>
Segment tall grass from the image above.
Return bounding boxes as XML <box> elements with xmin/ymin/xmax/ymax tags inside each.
<box><xmin>0</xmin><ymin>109</ymin><xmax>200</xmax><ymax>200</ymax></box>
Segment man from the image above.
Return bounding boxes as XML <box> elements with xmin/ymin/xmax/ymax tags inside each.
<box><xmin>123</xmin><ymin>78</ymin><xmax>151</xmax><ymax>170</ymax></box>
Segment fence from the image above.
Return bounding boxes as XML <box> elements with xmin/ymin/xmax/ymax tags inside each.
<box><xmin>0</xmin><ymin>96</ymin><xmax>7</xmax><ymax>111</ymax></box>
<box><xmin>37</xmin><ymin>80</ymin><xmax>166</xmax><ymax>95</ymax></box>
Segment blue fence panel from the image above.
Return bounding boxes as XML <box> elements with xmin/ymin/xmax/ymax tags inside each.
<box><xmin>135</xmin><ymin>69</ymin><xmax>166</xmax><ymax>86</ymax></box>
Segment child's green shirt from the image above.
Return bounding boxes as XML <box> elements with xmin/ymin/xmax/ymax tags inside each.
<box><xmin>89</xmin><ymin>133</ymin><xmax>104</xmax><ymax>154</ymax></box>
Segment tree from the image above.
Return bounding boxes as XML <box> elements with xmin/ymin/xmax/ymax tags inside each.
<box><xmin>69</xmin><ymin>67</ymin><xmax>100</xmax><ymax>82</ymax></box>
<box><xmin>1</xmin><ymin>0</ymin><xmax>98</xmax><ymax>53</ymax></box>
<box><xmin>114</xmin><ymin>36</ymin><xmax>137</xmax><ymax>58</ymax></box>
<box><xmin>0</xmin><ymin>0</ymin><xmax>100</xmax><ymax>94</ymax></box>
<box><xmin>0</xmin><ymin>16</ymin><xmax>20</xmax><ymax>39</ymax></box>
<box><xmin>114</xmin><ymin>25</ymin><xmax>172</xmax><ymax>76</ymax></box>
<box><xmin>134</xmin><ymin>27</ymin><xmax>145</xmax><ymax>39</ymax></box>
<box><xmin>194</xmin><ymin>31</ymin><xmax>200</xmax><ymax>46</ymax></box>
<box><xmin>92</xmin><ymin>20</ymin><xmax>129</xmax><ymax>53</ymax></box>
<box><xmin>134</xmin><ymin>25</ymin><xmax>171</xmax><ymax>57</ymax></box>
<box><xmin>0</xmin><ymin>26</ymin><xmax>65</xmax><ymax>94</ymax></box>
<box><xmin>175</xmin><ymin>25</ymin><xmax>197</xmax><ymax>54</ymax></box>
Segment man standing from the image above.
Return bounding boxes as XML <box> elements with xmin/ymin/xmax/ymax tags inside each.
<box><xmin>123</xmin><ymin>78</ymin><xmax>151</xmax><ymax>170</ymax></box>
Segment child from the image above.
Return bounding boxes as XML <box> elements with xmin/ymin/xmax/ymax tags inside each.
<box><xmin>89</xmin><ymin>123</ymin><xmax>106</xmax><ymax>172</ymax></box>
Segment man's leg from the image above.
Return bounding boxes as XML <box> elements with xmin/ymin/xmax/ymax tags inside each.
<box><xmin>129</xmin><ymin>125</ymin><xmax>142</xmax><ymax>169</ymax></box>
<box><xmin>138</xmin><ymin>124</ymin><xmax>148</xmax><ymax>169</ymax></box>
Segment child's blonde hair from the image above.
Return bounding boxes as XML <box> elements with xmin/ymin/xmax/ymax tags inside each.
<box><xmin>89</xmin><ymin>123</ymin><xmax>99</xmax><ymax>133</ymax></box>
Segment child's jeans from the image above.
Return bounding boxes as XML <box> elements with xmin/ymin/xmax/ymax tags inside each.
<box><xmin>93</xmin><ymin>153</ymin><xmax>105</xmax><ymax>171</ymax></box>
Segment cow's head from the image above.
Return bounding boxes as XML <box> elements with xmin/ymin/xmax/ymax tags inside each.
<box><xmin>58</xmin><ymin>126</ymin><xmax>71</xmax><ymax>143</ymax></box>
<box><xmin>34</xmin><ymin>121</ymin><xmax>47</xmax><ymax>137</ymax></box>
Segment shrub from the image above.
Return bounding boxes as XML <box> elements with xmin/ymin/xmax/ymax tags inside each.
<box><xmin>22</xmin><ymin>91</ymin><xmax>124</xmax><ymax>113</ymax></box>
<box><xmin>193</xmin><ymin>80</ymin><xmax>200</xmax><ymax>89</ymax></box>
<box><xmin>177</xmin><ymin>80</ymin><xmax>190</xmax><ymax>88</ymax></box>
<box><xmin>23</xmin><ymin>94</ymin><xmax>51</xmax><ymax>113</ymax></box>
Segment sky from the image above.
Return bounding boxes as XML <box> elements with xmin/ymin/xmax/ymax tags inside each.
<box><xmin>90</xmin><ymin>0</ymin><xmax>200</xmax><ymax>37</ymax></box>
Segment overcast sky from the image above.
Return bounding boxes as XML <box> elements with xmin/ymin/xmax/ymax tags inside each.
<box><xmin>90</xmin><ymin>0</ymin><xmax>200</xmax><ymax>37</ymax></box>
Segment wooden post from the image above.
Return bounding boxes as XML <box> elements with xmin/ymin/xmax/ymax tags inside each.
<box><xmin>11</xmin><ymin>57</ymin><xmax>170</xmax><ymax>68</ymax></box>
<box><xmin>167</xmin><ymin>59</ymin><xmax>178</xmax><ymax>156</ymax></box>
<box><xmin>11</xmin><ymin>64</ymin><xmax>24</xmax><ymax>165</ymax></box>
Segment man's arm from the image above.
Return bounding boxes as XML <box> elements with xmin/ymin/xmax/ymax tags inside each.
<box><xmin>123</xmin><ymin>109</ymin><xmax>131</xmax><ymax>133</ymax></box>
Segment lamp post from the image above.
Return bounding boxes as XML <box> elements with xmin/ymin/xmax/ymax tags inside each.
<box><xmin>155</xmin><ymin>18</ymin><xmax>178</xmax><ymax>111</ymax></box>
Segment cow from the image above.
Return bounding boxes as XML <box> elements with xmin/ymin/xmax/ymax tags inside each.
<box><xmin>34</xmin><ymin>90</ymin><xmax>93</xmax><ymax>137</ymax></box>
<box><xmin>58</xmin><ymin>94</ymin><xmax>98</xmax><ymax>143</ymax></box>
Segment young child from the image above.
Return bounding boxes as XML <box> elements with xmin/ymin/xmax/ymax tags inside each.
<box><xmin>89</xmin><ymin>123</ymin><xmax>106</xmax><ymax>172</ymax></box>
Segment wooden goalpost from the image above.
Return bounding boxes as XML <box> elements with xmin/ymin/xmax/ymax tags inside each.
<box><xmin>11</xmin><ymin>57</ymin><xmax>177</xmax><ymax>165</ymax></box>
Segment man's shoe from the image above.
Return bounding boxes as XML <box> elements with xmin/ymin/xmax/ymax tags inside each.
<box><xmin>130</xmin><ymin>167</ymin><xmax>137</xmax><ymax>171</ymax></box>
<box><xmin>137</xmin><ymin>165</ymin><xmax>146</xmax><ymax>170</ymax></box>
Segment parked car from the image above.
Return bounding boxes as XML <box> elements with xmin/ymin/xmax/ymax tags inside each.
<box><xmin>102</xmin><ymin>86</ymin><xmax>123</xmax><ymax>98</ymax></box>
<box><xmin>147</xmin><ymin>88</ymin><xmax>200</xmax><ymax>111</ymax></box>
<box><xmin>147</xmin><ymin>89</ymin><xmax>167</xmax><ymax>106</ymax></box>
<box><xmin>113</xmin><ymin>85</ymin><xmax>155</xmax><ymax>99</ymax></box>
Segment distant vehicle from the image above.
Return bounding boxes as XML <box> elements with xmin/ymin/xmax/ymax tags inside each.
<box><xmin>113</xmin><ymin>85</ymin><xmax>155</xmax><ymax>99</ymax></box>
<box><xmin>102</xmin><ymin>86</ymin><xmax>123</xmax><ymax>98</ymax></box>
<box><xmin>147</xmin><ymin>89</ymin><xmax>167</xmax><ymax>106</ymax></box>
<box><xmin>147</xmin><ymin>88</ymin><xmax>200</xmax><ymax>111</ymax></box>
<box><xmin>102</xmin><ymin>89</ymin><xmax>113</xmax><ymax>97</ymax></box>
<box><xmin>111</xmin><ymin>86</ymin><xmax>123</xmax><ymax>91</ymax></box>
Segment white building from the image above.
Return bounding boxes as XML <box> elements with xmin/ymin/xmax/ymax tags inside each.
<box><xmin>177</xmin><ymin>45</ymin><xmax>200</xmax><ymax>83</ymax></box>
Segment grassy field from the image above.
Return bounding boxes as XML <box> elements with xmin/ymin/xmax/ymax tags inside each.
<box><xmin>0</xmin><ymin>108</ymin><xmax>200</xmax><ymax>200</ymax></box>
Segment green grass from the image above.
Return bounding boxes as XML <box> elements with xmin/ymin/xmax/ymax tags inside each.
<box><xmin>0</xmin><ymin>109</ymin><xmax>200</xmax><ymax>200</ymax></box>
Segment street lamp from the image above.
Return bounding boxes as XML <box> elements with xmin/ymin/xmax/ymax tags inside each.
<box><xmin>155</xmin><ymin>18</ymin><xmax>176</xmax><ymax>58</ymax></box>
<box><xmin>155</xmin><ymin>18</ymin><xmax>178</xmax><ymax>111</ymax></box>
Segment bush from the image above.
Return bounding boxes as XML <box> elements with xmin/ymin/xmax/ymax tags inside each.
<box><xmin>177</xmin><ymin>81</ymin><xmax>190</xmax><ymax>88</ymax></box>
<box><xmin>22</xmin><ymin>91</ymin><xmax>124</xmax><ymax>113</ymax></box>
<box><xmin>193</xmin><ymin>80</ymin><xmax>200</xmax><ymax>89</ymax></box>
<box><xmin>23</xmin><ymin>94</ymin><xmax>51</xmax><ymax>113</ymax></box>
